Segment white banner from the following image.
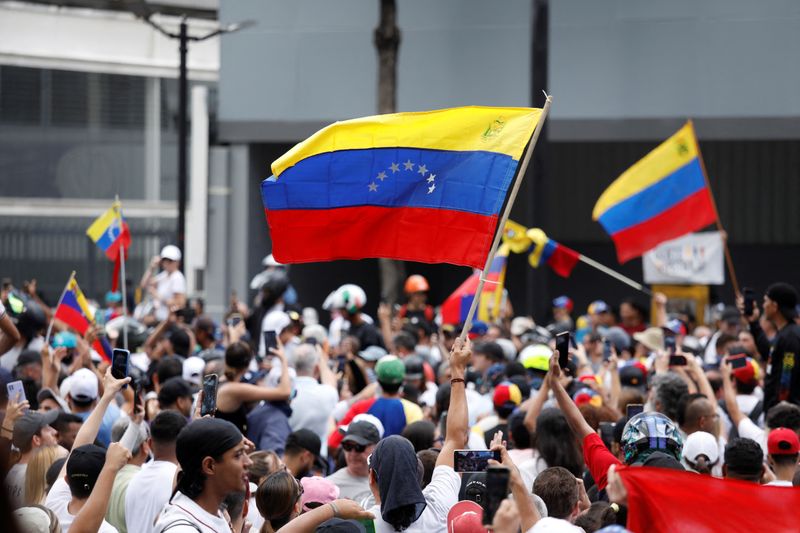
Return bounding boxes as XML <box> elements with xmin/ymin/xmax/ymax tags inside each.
<box><xmin>643</xmin><ymin>232</ymin><xmax>725</xmax><ymax>285</ymax></box>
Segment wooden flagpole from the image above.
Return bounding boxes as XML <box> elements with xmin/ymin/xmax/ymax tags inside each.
<box><xmin>687</xmin><ymin>120</ymin><xmax>740</xmax><ymax>297</ymax></box>
<box><xmin>459</xmin><ymin>94</ymin><xmax>553</xmax><ymax>341</ymax></box>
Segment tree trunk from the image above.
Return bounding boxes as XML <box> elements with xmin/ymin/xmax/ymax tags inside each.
<box><xmin>374</xmin><ymin>0</ymin><xmax>405</xmax><ymax>304</ymax></box>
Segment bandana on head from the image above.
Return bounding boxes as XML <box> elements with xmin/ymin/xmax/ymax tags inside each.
<box><xmin>175</xmin><ymin>418</ymin><xmax>243</xmax><ymax>495</ymax></box>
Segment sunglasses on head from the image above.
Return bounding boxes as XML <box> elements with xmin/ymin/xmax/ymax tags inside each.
<box><xmin>342</xmin><ymin>441</ymin><xmax>368</xmax><ymax>453</ymax></box>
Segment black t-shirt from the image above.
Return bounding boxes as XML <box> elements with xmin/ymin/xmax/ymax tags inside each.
<box><xmin>348</xmin><ymin>321</ymin><xmax>385</xmax><ymax>350</ymax></box>
<box><xmin>764</xmin><ymin>323</ymin><xmax>800</xmax><ymax>409</ymax></box>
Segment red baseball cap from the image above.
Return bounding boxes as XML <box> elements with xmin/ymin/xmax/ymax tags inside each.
<box><xmin>447</xmin><ymin>500</ymin><xmax>488</xmax><ymax>533</ymax></box>
<box><xmin>731</xmin><ymin>357</ymin><xmax>758</xmax><ymax>385</ymax></box>
<box><xmin>767</xmin><ymin>428</ymin><xmax>800</xmax><ymax>456</ymax></box>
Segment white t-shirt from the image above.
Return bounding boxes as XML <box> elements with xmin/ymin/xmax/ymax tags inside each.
<box><xmin>153</xmin><ymin>271</ymin><xmax>187</xmax><ymax>321</ymax></box>
<box><xmin>529</xmin><ymin>517</ymin><xmax>584</xmax><ymax>532</ymax></box>
<box><xmin>45</xmin><ymin>477</ymin><xmax>119</xmax><ymax>533</ymax></box>
<box><xmin>289</xmin><ymin>377</ymin><xmax>339</xmax><ymax>457</ymax></box>
<box><xmin>765</xmin><ymin>480</ymin><xmax>794</xmax><ymax>487</ymax></box>
<box><xmin>5</xmin><ymin>463</ymin><xmax>26</xmax><ymax>509</ymax></box>
<box><xmin>737</xmin><ymin>418</ymin><xmax>767</xmax><ymax>457</ymax></box>
<box><xmin>153</xmin><ymin>491</ymin><xmax>230</xmax><ymax>533</ymax></box>
<box><xmin>125</xmin><ymin>460</ymin><xmax>178</xmax><ymax>533</ymax></box>
<box><xmin>367</xmin><ymin>465</ymin><xmax>460</xmax><ymax>533</ymax></box>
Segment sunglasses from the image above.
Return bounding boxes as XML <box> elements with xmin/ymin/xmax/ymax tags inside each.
<box><xmin>342</xmin><ymin>442</ymin><xmax>368</xmax><ymax>453</ymax></box>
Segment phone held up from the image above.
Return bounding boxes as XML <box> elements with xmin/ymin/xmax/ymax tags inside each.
<box><xmin>6</xmin><ymin>380</ymin><xmax>26</xmax><ymax>405</ymax></box>
<box><xmin>556</xmin><ymin>331</ymin><xmax>570</xmax><ymax>373</ymax></box>
<box><xmin>743</xmin><ymin>287</ymin><xmax>755</xmax><ymax>317</ymax></box>
<box><xmin>201</xmin><ymin>374</ymin><xmax>219</xmax><ymax>417</ymax></box>
<box><xmin>453</xmin><ymin>450</ymin><xmax>501</xmax><ymax>473</ymax></box>
<box><xmin>111</xmin><ymin>349</ymin><xmax>130</xmax><ymax>389</ymax></box>
<box><xmin>263</xmin><ymin>331</ymin><xmax>278</xmax><ymax>354</ymax></box>
<box><xmin>627</xmin><ymin>404</ymin><xmax>644</xmax><ymax>419</ymax></box>
<box><xmin>483</xmin><ymin>466</ymin><xmax>511</xmax><ymax>526</ymax></box>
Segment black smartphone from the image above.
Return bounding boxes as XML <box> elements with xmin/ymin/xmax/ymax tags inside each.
<box><xmin>483</xmin><ymin>466</ymin><xmax>511</xmax><ymax>526</ymax></box>
<box><xmin>669</xmin><ymin>354</ymin><xmax>687</xmax><ymax>366</ymax></box>
<box><xmin>226</xmin><ymin>313</ymin><xmax>243</xmax><ymax>328</ymax></box>
<box><xmin>627</xmin><ymin>404</ymin><xmax>644</xmax><ymax>419</ymax></box>
<box><xmin>599</xmin><ymin>421</ymin><xmax>616</xmax><ymax>449</ymax></box>
<box><xmin>728</xmin><ymin>354</ymin><xmax>748</xmax><ymax>370</ymax></box>
<box><xmin>556</xmin><ymin>331</ymin><xmax>570</xmax><ymax>372</ymax></box>
<box><xmin>664</xmin><ymin>335</ymin><xmax>676</xmax><ymax>355</ymax></box>
<box><xmin>453</xmin><ymin>450</ymin><xmax>501</xmax><ymax>473</ymax></box>
<box><xmin>132</xmin><ymin>379</ymin><xmax>143</xmax><ymax>415</ymax></box>
<box><xmin>201</xmin><ymin>374</ymin><xmax>218</xmax><ymax>417</ymax></box>
<box><xmin>743</xmin><ymin>287</ymin><xmax>755</xmax><ymax>317</ymax></box>
<box><xmin>111</xmin><ymin>348</ymin><xmax>130</xmax><ymax>388</ymax></box>
<box><xmin>602</xmin><ymin>339</ymin><xmax>612</xmax><ymax>361</ymax></box>
<box><xmin>263</xmin><ymin>331</ymin><xmax>278</xmax><ymax>354</ymax></box>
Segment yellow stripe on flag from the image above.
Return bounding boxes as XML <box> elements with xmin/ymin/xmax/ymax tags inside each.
<box><xmin>592</xmin><ymin>121</ymin><xmax>700</xmax><ymax>219</ymax></box>
<box><xmin>86</xmin><ymin>202</ymin><xmax>122</xmax><ymax>242</ymax></box>
<box><xmin>68</xmin><ymin>278</ymin><xmax>95</xmax><ymax>322</ymax></box>
<box><xmin>272</xmin><ymin>106</ymin><xmax>541</xmax><ymax>177</ymax></box>
<box><xmin>527</xmin><ymin>228</ymin><xmax>549</xmax><ymax>268</ymax></box>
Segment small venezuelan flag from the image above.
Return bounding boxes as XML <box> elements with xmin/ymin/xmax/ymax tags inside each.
<box><xmin>592</xmin><ymin>121</ymin><xmax>717</xmax><ymax>263</ymax></box>
<box><xmin>86</xmin><ymin>201</ymin><xmax>130</xmax><ymax>261</ymax></box>
<box><xmin>527</xmin><ymin>228</ymin><xmax>580</xmax><ymax>278</ymax></box>
<box><xmin>54</xmin><ymin>277</ymin><xmax>112</xmax><ymax>363</ymax></box>
<box><xmin>440</xmin><ymin>244</ymin><xmax>510</xmax><ymax>325</ymax></box>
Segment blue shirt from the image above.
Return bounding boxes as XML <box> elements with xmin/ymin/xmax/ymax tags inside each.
<box><xmin>75</xmin><ymin>401</ymin><xmax>122</xmax><ymax>447</ymax></box>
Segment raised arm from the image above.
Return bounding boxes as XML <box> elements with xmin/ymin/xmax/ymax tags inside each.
<box><xmin>720</xmin><ymin>359</ymin><xmax>745</xmax><ymax>427</ymax></box>
<box><xmin>276</xmin><ymin>499</ymin><xmax>373</xmax><ymax>532</ymax></box>
<box><xmin>687</xmin><ymin>352</ymin><xmax>716</xmax><ymax>405</ymax></box>
<box><xmin>69</xmin><ymin>442</ymin><xmax>130</xmax><ymax>533</ymax></box>
<box><xmin>489</xmin><ymin>433</ymin><xmax>540</xmax><ymax>531</ymax></box>
<box><xmin>0</xmin><ymin>310</ymin><xmax>20</xmax><ymax>356</ymax></box>
<box><xmin>523</xmin><ymin>377</ymin><xmax>549</xmax><ymax>434</ymax></box>
<box><xmin>317</xmin><ymin>345</ymin><xmax>338</xmax><ymax>390</ymax></box>
<box><xmin>437</xmin><ymin>336</ymin><xmax>470</xmax><ymax>468</ymax></box>
<box><xmin>547</xmin><ymin>352</ymin><xmax>595</xmax><ymax>439</ymax></box>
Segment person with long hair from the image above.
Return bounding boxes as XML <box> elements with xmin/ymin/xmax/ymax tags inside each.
<box><xmin>24</xmin><ymin>445</ymin><xmax>66</xmax><ymax>505</ymax></box>
<box><xmin>215</xmin><ymin>341</ymin><xmax>291</xmax><ymax>434</ymax></box>
<box><xmin>532</xmin><ymin>408</ymin><xmax>585</xmax><ymax>478</ymax></box>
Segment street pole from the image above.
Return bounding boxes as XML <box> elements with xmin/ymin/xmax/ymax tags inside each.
<box><xmin>177</xmin><ymin>17</ymin><xmax>188</xmax><ymax>271</ymax></box>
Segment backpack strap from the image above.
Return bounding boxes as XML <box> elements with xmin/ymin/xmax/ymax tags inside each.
<box><xmin>749</xmin><ymin>400</ymin><xmax>764</xmax><ymax>423</ymax></box>
<box><xmin>161</xmin><ymin>519</ymin><xmax>202</xmax><ymax>532</ymax></box>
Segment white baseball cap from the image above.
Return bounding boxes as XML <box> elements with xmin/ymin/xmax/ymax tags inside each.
<box><xmin>160</xmin><ymin>245</ymin><xmax>182</xmax><ymax>262</ymax></box>
<box><xmin>67</xmin><ymin>368</ymin><xmax>99</xmax><ymax>403</ymax></box>
<box><xmin>682</xmin><ymin>431</ymin><xmax>719</xmax><ymax>465</ymax></box>
<box><xmin>263</xmin><ymin>311</ymin><xmax>291</xmax><ymax>334</ymax></box>
<box><xmin>182</xmin><ymin>356</ymin><xmax>206</xmax><ymax>387</ymax></box>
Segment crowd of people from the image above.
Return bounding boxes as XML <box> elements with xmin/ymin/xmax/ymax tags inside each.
<box><xmin>1</xmin><ymin>245</ymin><xmax>799</xmax><ymax>532</ymax></box>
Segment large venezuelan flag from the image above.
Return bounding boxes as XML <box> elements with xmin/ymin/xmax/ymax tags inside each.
<box><xmin>593</xmin><ymin>122</ymin><xmax>717</xmax><ymax>263</ymax></box>
<box><xmin>262</xmin><ymin>107</ymin><xmax>541</xmax><ymax>268</ymax></box>
<box><xmin>440</xmin><ymin>245</ymin><xmax>509</xmax><ymax>325</ymax></box>
<box><xmin>54</xmin><ymin>278</ymin><xmax>112</xmax><ymax>363</ymax></box>
<box><xmin>527</xmin><ymin>228</ymin><xmax>580</xmax><ymax>278</ymax></box>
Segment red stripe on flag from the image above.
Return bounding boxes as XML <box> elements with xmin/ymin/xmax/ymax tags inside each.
<box><xmin>547</xmin><ymin>243</ymin><xmax>580</xmax><ymax>277</ymax></box>
<box><xmin>610</xmin><ymin>188</ymin><xmax>716</xmax><ymax>263</ymax></box>
<box><xmin>54</xmin><ymin>305</ymin><xmax>90</xmax><ymax>335</ymax></box>
<box><xmin>265</xmin><ymin>206</ymin><xmax>498</xmax><ymax>269</ymax></box>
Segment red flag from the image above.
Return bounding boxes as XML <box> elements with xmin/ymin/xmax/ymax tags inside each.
<box><xmin>618</xmin><ymin>466</ymin><xmax>800</xmax><ymax>533</ymax></box>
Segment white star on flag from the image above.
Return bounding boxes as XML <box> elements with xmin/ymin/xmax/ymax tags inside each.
<box><xmin>427</xmin><ymin>183</ymin><xmax>436</xmax><ymax>194</ymax></box>
<box><xmin>403</xmin><ymin>160</ymin><xmax>415</xmax><ymax>171</ymax></box>
<box><xmin>376</xmin><ymin>171</ymin><xmax>387</xmax><ymax>181</ymax></box>
<box><xmin>427</xmin><ymin>174</ymin><xmax>436</xmax><ymax>183</ymax></box>
<box><xmin>417</xmin><ymin>164</ymin><xmax>428</xmax><ymax>175</ymax></box>
<box><xmin>368</xmin><ymin>182</ymin><xmax>378</xmax><ymax>192</ymax></box>
<box><xmin>390</xmin><ymin>162</ymin><xmax>400</xmax><ymax>173</ymax></box>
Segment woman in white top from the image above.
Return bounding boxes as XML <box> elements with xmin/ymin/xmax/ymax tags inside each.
<box><xmin>139</xmin><ymin>245</ymin><xmax>187</xmax><ymax>323</ymax></box>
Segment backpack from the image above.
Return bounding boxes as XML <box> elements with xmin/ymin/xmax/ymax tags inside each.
<box><xmin>719</xmin><ymin>398</ymin><xmax>763</xmax><ymax>439</ymax></box>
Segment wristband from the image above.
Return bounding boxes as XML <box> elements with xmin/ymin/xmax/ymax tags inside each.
<box><xmin>329</xmin><ymin>501</ymin><xmax>340</xmax><ymax>518</ymax></box>
<box><xmin>450</xmin><ymin>378</ymin><xmax>465</xmax><ymax>385</ymax></box>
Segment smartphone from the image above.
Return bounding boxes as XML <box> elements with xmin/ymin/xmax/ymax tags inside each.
<box><xmin>200</xmin><ymin>374</ymin><xmax>218</xmax><ymax>417</ymax></box>
<box><xmin>664</xmin><ymin>335</ymin><xmax>676</xmax><ymax>355</ymax></box>
<box><xmin>669</xmin><ymin>354</ymin><xmax>687</xmax><ymax>366</ymax></box>
<box><xmin>132</xmin><ymin>379</ymin><xmax>143</xmax><ymax>415</ymax></box>
<box><xmin>602</xmin><ymin>339</ymin><xmax>612</xmax><ymax>361</ymax></box>
<box><xmin>454</xmin><ymin>449</ymin><xmax>501</xmax><ymax>473</ymax></box>
<box><xmin>6</xmin><ymin>380</ymin><xmax>26</xmax><ymax>404</ymax></box>
<box><xmin>263</xmin><ymin>331</ymin><xmax>278</xmax><ymax>355</ymax></box>
<box><xmin>556</xmin><ymin>331</ymin><xmax>570</xmax><ymax>372</ymax></box>
<box><xmin>627</xmin><ymin>404</ymin><xmax>644</xmax><ymax>419</ymax></box>
<box><xmin>728</xmin><ymin>355</ymin><xmax>748</xmax><ymax>370</ymax></box>
<box><xmin>599</xmin><ymin>421</ymin><xmax>616</xmax><ymax>449</ymax></box>
<box><xmin>743</xmin><ymin>287</ymin><xmax>755</xmax><ymax>317</ymax></box>
<box><xmin>226</xmin><ymin>313</ymin><xmax>243</xmax><ymax>328</ymax></box>
<box><xmin>483</xmin><ymin>466</ymin><xmax>511</xmax><ymax>526</ymax></box>
<box><xmin>111</xmin><ymin>349</ymin><xmax>130</xmax><ymax>388</ymax></box>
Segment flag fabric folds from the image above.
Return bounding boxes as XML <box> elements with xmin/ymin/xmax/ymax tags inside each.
<box><xmin>54</xmin><ymin>277</ymin><xmax>112</xmax><ymax>363</ymax></box>
<box><xmin>86</xmin><ymin>201</ymin><xmax>131</xmax><ymax>292</ymax></box>
<box><xmin>441</xmin><ymin>245</ymin><xmax>509</xmax><ymax>325</ymax></box>
<box><xmin>592</xmin><ymin>121</ymin><xmax>717</xmax><ymax>263</ymax></box>
<box><xmin>526</xmin><ymin>228</ymin><xmax>580</xmax><ymax>278</ymax></box>
<box><xmin>618</xmin><ymin>466</ymin><xmax>800</xmax><ymax>533</ymax></box>
<box><xmin>262</xmin><ymin>106</ymin><xmax>541</xmax><ymax>269</ymax></box>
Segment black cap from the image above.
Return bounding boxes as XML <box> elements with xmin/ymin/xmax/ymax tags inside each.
<box><xmin>316</xmin><ymin>518</ymin><xmax>366</xmax><ymax>533</ymax></box>
<box><xmin>767</xmin><ymin>283</ymin><xmax>798</xmax><ymax>320</ymax></box>
<box><xmin>721</xmin><ymin>306</ymin><xmax>741</xmax><ymax>324</ymax></box>
<box><xmin>619</xmin><ymin>365</ymin><xmax>647</xmax><ymax>391</ymax></box>
<box><xmin>67</xmin><ymin>444</ymin><xmax>106</xmax><ymax>494</ymax></box>
<box><xmin>342</xmin><ymin>420</ymin><xmax>380</xmax><ymax>446</ymax></box>
<box><xmin>459</xmin><ymin>472</ymin><xmax>487</xmax><ymax>504</ymax></box>
<box><xmin>285</xmin><ymin>429</ymin><xmax>321</xmax><ymax>457</ymax></box>
<box><xmin>157</xmin><ymin>377</ymin><xmax>194</xmax><ymax>407</ymax></box>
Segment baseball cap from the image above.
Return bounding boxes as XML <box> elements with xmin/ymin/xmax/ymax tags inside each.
<box><xmin>13</xmin><ymin>506</ymin><xmax>58</xmax><ymax>533</ymax></box>
<box><xmin>158</xmin><ymin>377</ymin><xmax>194</xmax><ymax>407</ymax></box>
<box><xmin>67</xmin><ymin>444</ymin><xmax>106</xmax><ymax>494</ymax></box>
<box><xmin>720</xmin><ymin>306</ymin><xmax>741</xmax><ymax>325</ymax></box>
<box><xmin>573</xmin><ymin>387</ymin><xmax>602</xmax><ymax>407</ymax></box>
<box><xmin>182</xmin><ymin>356</ymin><xmax>205</xmax><ymax>387</ymax></box>
<box><xmin>552</xmin><ymin>295</ymin><xmax>574</xmax><ymax>312</ymax></box>
<box><xmin>731</xmin><ymin>357</ymin><xmax>759</xmax><ymax>385</ymax></box>
<box><xmin>459</xmin><ymin>473</ymin><xmax>487</xmax><ymax>504</ymax></box>
<box><xmin>341</xmin><ymin>420</ymin><xmax>381</xmax><ymax>446</ymax></box>
<box><xmin>633</xmin><ymin>327</ymin><xmax>665</xmax><ymax>352</ymax></box>
<box><xmin>619</xmin><ymin>364</ymin><xmax>647</xmax><ymax>392</ymax></box>
<box><xmin>67</xmin><ymin>368</ymin><xmax>99</xmax><ymax>403</ymax></box>
<box><xmin>36</xmin><ymin>387</ymin><xmax>69</xmax><ymax>412</ymax></box>
<box><xmin>493</xmin><ymin>382</ymin><xmax>522</xmax><ymax>409</ymax></box>
<box><xmin>588</xmin><ymin>300</ymin><xmax>610</xmax><ymax>314</ymax></box>
<box><xmin>605</xmin><ymin>326</ymin><xmax>632</xmax><ymax>352</ymax></box>
<box><xmin>300</xmin><ymin>476</ymin><xmax>339</xmax><ymax>512</ymax></box>
<box><xmin>468</xmin><ymin>321</ymin><xmax>488</xmax><ymax>339</ymax></box>
<box><xmin>357</xmin><ymin>345</ymin><xmax>388</xmax><ymax>362</ymax></box>
<box><xmin>12</xmin><ymin>410</ymin><xmax>58</xmax><ymax>449</ymax></box>
<box><xmin>520</xmin><ymin>344</ymin><xmax>551</xmax><ymax>372</ymax></box>
<box><xmin>263</xmin><ymin>311</ymin><xmax>291</xmax><ymax>334</ymax></box>
<box><xmin>17</xmin><ymin>350</ymin><xmax>41</xmax><ymax>367</ymax></box>
<box><xmin>766</xmin><ymin>283</ymin><xmax>799</xmax><ymax>320</ymax></box>
<box><xmin>285</xmin><ymin>429</ymin><xmax>321</xmax><ymax>457</ymax></box>
<box><xmin>376</xmin><ymin>355</ymin><xmax>405</xmax><ymax>385</ymax></box>
<box><xmin>681</xmin><ymin>430</ymin><xmax>720</xmax><ymax>465</ymax></box>
<box><xmin>768</xmin><ymin>428</ymin><xmax>800</xmax><ymax>456</ymax></box>
<box><xmin>316</xmin><ymin>518</ymin><xmax>366</xmax><ymax>533</ymax></box>
<box><xmin>447</xmin><ymin>500</ymin><xmax>487</xmax><ymax>533</ymax></box>
<box><xmin>510</xmin><ymin>316</ymin><xmax>535</xmax><ymax>337</ymax></box>
<box><xmin>339</xmin><ymin>414</ymin><xmax>385</xmax><ymax>439</ymax></box>
<box><xmin>160</xmin><ymin>245</ymin><xmax>182</xmax><ymax>262</ymax></box>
